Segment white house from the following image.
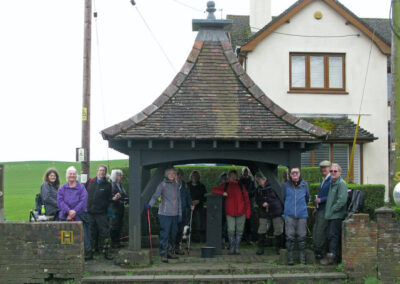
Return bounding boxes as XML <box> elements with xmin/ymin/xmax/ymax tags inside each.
<box><xmin>231</xmin><ymin>0</ymin><xmax>391</xmax><ymax>199</ymax></box>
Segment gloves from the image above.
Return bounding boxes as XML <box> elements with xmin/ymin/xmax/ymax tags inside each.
<box><xmin>281</xmin><ymin>214</ymin><xmax>286</xmax><ymax>220</ymax></box>
<box><xmin>145</xmin><ymin>204</ymin><xmax>151</xmax><ymax>210</ymax></box>
<box><xmin>178</xmin><ymin>215</ymin><xmax>182</xmax><ymax>223</ymax></box>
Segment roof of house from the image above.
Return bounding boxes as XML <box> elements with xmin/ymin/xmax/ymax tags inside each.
<box><xmin>228</xmin><ymin>15</ymin><xmax>391</xmax><ymax>52</ymax></box>
<box><xmin>239</xmin><ymin>0</ymin><xmax>391</xmax><ymax>55</ymax></box>
<box><xmin>302</xmin><ymin>117</ymin><xmax>376</xmax><ymax>142</ymax></box>
<box><xmin>102</xmin><ymin>3</ymin><xmax>328</xmax><ymax>142</ymax></box>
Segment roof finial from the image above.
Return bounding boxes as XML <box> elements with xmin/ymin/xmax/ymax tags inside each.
<box><xmin>206</xmin><ymin>1</ymin><xmax>216</xmax><ymax>20</ymax></box>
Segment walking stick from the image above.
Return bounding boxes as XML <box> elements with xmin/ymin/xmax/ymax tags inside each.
<box><xmin>147</xmin><ymin>209</ymin><xmax>154</xmax><ymax>264</ymax></box>
<box><xmin>187</xmin><ymin>209</ymin><xmax>193</xmax><ymax>255</ymax></box>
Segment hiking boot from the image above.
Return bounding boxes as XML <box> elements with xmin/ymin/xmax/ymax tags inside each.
<box><xmin>256</xmin><ymin>234</ymin><xmax>265</xmax><ymax>255</ymax></box>
<box><xmin>175</xmin><ymin>247</ymin><xmax>185</xmax><ymax>255</ymax></box>
<box><xmin>320</xmin><ymin>253</ymin><xmax>336</xmax><ymax>265</ymax></box>
<box><xmin>167</xmin><ymin>252</ymin><xmax>179</xmax><ymax>259</ymax></box>
<box><xmin>298</xmin><ymin>240</ymin><xmax>307</xmax><ymax>265</ymax></box>
<box><xmin>275</xmin><ymin>235</ymin><xmax>283</xmax><ymax>255</ymax></box>
<box><xmin>161</xmin><ymin>255</ymin><xmax>169</xmax><ymax>263</ymax></box>
<box><xmin>84</xmin><ymin>251</ymin><xmax>93</xmax><ymax>261</ymax></box>
<box><xmin>235</xmin><ymin>235</ymin><xmax>242</xmax><ymax>255</ymax></box>
<box><xmin>228</xmin><ymin>235</ymin><xmax>236</xmax><ymax>255</ymax></box>
<box><xmin>286</xmin><ymin>239</ymin><xmax>294</xmax><ymax>266</ymax></box>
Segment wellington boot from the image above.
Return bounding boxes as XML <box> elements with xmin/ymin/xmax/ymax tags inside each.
<box><xmin>256</xmin><ymin>234</ymin><xmax>265</xmax><ymax>255</ymax></box>
<box><xmin>228</xmin><ymin>235</ymin><xmax>236</xmax><ymax>255</ymax></box>
<box><xmin>286</xmin><ymin>239</ymin><xmax>294</xmax><ymax>266</ymax></box>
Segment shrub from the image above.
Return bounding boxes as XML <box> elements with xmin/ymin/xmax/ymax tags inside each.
<box><xmin>309</xmin><ymin>183</ymin><xmax>385</xmax><ymax>218</ymax></box>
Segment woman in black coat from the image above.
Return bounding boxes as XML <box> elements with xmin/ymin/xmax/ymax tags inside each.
<box><xmin>40</xmin><ymin>168</ymin><xmax>60</xmax><ymax>220</ymax></box>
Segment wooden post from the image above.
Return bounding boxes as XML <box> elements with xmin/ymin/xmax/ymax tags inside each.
<box><xmin>390</xmin><ymin>0</ymin><xmax>400</xmax><ymax>202</ymax></box>
<box><xmin>81</xmin><ymin>0</ymin><xmax>92</xmax><ymax>176</ymax></box>
<box><xmin>0</xmin><ymin>165</ymin><xmax>4</xmax><ymax>222</ymax></box>
<box><xmin>129</xmin><ymin>151</ymin><xmax>142</xmax><ymax>251</ymax></box>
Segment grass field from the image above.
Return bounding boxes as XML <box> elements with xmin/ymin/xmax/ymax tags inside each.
<box><xmin>1</xmin><ymin>160</ymin><xmax>128</xmax><ymax>222</ymax></box>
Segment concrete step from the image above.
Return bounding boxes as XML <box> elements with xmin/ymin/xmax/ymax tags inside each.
<box><xmin>83</xmin><ymin>272</ymin><xmax>347</xmax><ymax>283</ymax></box>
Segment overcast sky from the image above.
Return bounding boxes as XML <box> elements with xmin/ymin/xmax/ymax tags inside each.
<box><xmin>0</xmin><ymin>0</ymin><xmax>391</xmax><ymax>162</ymax></box>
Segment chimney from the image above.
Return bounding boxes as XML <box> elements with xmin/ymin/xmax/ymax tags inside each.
<box><xmin>250</xmin><ymin>0</ymin><xmax>272</xmax><ymax>33</ymax></box>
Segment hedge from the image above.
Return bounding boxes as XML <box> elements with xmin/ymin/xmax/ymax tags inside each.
<box><xmin>309</xmin><ymin>183</ymin><xmax>385</xmax><ymax>218</ymax></box>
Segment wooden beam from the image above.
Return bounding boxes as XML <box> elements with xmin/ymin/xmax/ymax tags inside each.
<box><xmin>148</xmin><ymin>140</ymin><xmax>153</xmax><ymax>149</ymax></box>
<box><xmin>257</xmin><ymin>141</ymin><xmax>262</xmax><ymax>149</ymax></box>
<box><xmin>191</xmin><ymin>140</ymin><xmax>196</xmax><ymax>148</ymax></box>
<box><xmin>141</xmin><ymin>164</ymin><xmax>169</xmax><ymax>207</ymax></box>
<box><xmin>300</xmin><ymin>142</ymin><xmax>305</xmax><ymax>149</ymax></box>
<box><xmin>129</xmin><ymin>150</ymin><xmax>142</xmax><ymax>251</ymax></box>
<box><xmin>127</xmin><ymin>140</ymin><xmax>132</xmax><ymax>148</ymax></box>
<box><xmin>170</xmin><ymin>140</ymin><xmax>174</xmax><ymax>149</ymax></box>
<box><xmin>279</xmin><ymin>141</ymin><xmax>284</xmax><ymax>149</ymax></box>
<box><xmin>235</xmin><ymin>141</ymin><xmax>240</xmax><ymax>148</ymax></box>
<box><xmin>141</xmin><ymin>167</ymin><xmax>151</xmax><ymax>191</ymax></box>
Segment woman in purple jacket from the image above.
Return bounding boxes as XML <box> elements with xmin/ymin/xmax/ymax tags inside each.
<box><xmin>57</xmin><ymin>166</ymin><xmax>92</xmax><ymax>260</ymax></box>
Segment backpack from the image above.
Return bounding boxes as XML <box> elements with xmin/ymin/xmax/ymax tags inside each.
<box><xmin>35</xmin><ymin>193</ymin><xmax>44</xmax><ymax>213</ymax></box>
<box><xmin>347</xmin><ymin>189</ymin><xmax>364</xmax><ymax>217</ymax></box>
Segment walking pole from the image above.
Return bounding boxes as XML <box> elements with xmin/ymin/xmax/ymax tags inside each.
<box><xmin>187</xmin><ymin>209</ymin><xmax>193</xmax><ymax>255</ymax></box>
<box><xmin>147</xmin><ymin>209</ymin><xmax>154</xmax><ymax>264</ymax></box>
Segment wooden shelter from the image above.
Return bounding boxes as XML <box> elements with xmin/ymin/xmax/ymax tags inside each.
<box><xmin>102</xmin><ymin>1</ymin><xmax>328</xmax><ymax>251</ymax></box>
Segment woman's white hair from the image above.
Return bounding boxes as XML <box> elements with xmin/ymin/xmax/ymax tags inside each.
<box><xmin>66</xmin><ymin>166</ymin><xmax>78</xmax><ymax>179</ymax></box>
<box><xmin>110</xmin><ymin>169</ymin><xmax>123</xmax><ymax>183</ymax></box>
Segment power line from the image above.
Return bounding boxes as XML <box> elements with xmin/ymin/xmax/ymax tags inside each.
<box><xmin>134</xmin><ymin>5</ymin><xmax>177</xmax><ymax>73</ymax></box>
<box><xmin>250</xmin><ymin>26</ymin><xmax>360</xmax><ymax>38</ymax></box>
<box><xmin>171</xmin><ymin>0</ymin><xmax>204</xmax><ymax>13</ymax></box>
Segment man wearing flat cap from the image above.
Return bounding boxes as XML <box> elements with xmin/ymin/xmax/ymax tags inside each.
<box><xmin>312</xmin><ymin>160</ymin><xmax>331</xmax><ymax>260</ymax></box>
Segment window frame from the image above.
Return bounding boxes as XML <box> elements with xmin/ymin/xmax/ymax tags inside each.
<box><xmin>288</xmin><ymin>52</ymin><xmax>347</xmax><ymax>94</ymax></box>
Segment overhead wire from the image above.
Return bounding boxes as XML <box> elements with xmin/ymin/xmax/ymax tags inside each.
<box><xmin>133</xmin><ymin>5</ymin><xmax>177</xmax><ymax>73</ymax></box>
<box><xmin>250</xmin><ymin>26</ymin><xmax>360</xmax><ymax>38</ymax></box>
<box><xmin>93</xmin><ymin>0</ymin><xmax>111</xmax><ymax>170</ymax></box>
<box><xmin>390</xmin><ymin>0</ymin><xmax>400</xmax><ymax>39</ymax></box>
<box><xmin>171</xmin><ymin>0</ymin><xmax>204</xmax><ymax>13</ymax></box>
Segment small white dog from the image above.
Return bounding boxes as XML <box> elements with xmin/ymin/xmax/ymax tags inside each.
<box><xmin>182</xmin><ymin>225</ymin><xmax>190</xmax><ymax>241</ymax></box>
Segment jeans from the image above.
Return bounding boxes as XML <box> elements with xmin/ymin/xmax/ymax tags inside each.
<box><xmin>285</xmin><ymin>215</ymin><xmax>307</xmax><ymax>242</ymax></box>
<box><xmin>326</xmin><ymin>218</ymin><xmax>343</xmax><ymax>256</ymax></box>
<box><xmin>83</xmin><ymin>221</ymin><xmax>91</xmax><ymax>253</ymax></box>
<box><xmin>159</xmin><ymin>214</ymin><xmax>178</xmax><ymax>256</ymax></box>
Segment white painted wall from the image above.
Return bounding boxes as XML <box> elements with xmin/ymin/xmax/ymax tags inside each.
<box><xmin>250</xmin><ymin>0</ymin><xmax>272</xmax><ymax>33</ymax></box>
<box><xmin>246</xmin><ymin>1</ymin><xmax>389</xmax><ymax>198</ymax></box>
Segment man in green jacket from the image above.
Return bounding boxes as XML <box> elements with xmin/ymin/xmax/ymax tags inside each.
<box><xmin>321</xmin><ymin>163</ymin><xmax>348</xmax><ymax>265</ymax></box>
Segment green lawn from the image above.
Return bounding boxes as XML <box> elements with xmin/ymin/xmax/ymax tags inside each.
<box><xmin>1</xmin><ymin>160</ymin><xmax>128</xmax><ymax>222</ymax></box>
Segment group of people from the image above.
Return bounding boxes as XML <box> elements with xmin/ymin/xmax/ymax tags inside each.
<box><xmin>40</xmin><ymin>161</ymin><xmax>348</xmax><ymax>265</ymax></box>
<box><xmin>40</xmin><ymin>165</ymin><xmax>128</xmax><ymax>260</ymax></box>
<box><xmin>280</xmin><ymin>161</ymin><xmax>348</xmax><ymax>265</ymax></box>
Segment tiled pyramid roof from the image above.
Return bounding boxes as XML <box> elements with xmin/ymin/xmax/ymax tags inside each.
<box><xmin>102</xmin><ymin>3</ymin><xmax>328</xmax><ymax>142</ymax></box>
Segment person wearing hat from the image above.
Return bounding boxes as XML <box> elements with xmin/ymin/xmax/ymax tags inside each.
<box><xmin>254</xmin><ymin>172</ymin><xmax>284</xmax><ymax>255</ymax></box>
<box><xmin>312</xmin><ymin>160</ymin><xmax>332</xmax><ymax>260</ymax></box>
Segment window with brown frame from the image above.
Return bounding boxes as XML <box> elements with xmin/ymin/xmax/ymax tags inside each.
<box><xmin>289</xmin><ymin>53</ymin><xmax>346</xmax><ymax>94</ymax></box>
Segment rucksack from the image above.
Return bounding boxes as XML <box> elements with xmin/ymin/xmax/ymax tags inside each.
<box><xmin>347</xmin><ymin>189</ymin><xmax>364</xmax><ymax>217</ymax></box>
<box><xmin>35</xmin><ymin>193</ymin><xmax>44</xmax><ymax>213</ymax></box>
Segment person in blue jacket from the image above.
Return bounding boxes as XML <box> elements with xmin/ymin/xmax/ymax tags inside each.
<box><xmin>282</xmin><ymin>167</ymin><xmax>310</xmax><ymax>265</ymax></box>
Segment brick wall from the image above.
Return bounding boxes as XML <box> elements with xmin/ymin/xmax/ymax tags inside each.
<box><xmin>0</xmin><ymin>222</ymin><xmax>84</xmax><ymax>283</ymax></box>
<box><xmin>342</xmin><ymin>208</ymin><xmax>400</xmax><ymax>283</ymax></box>
<box><xmin>376</xmin><ymin>207</ymin><xmax>400</xmax><ymax>283</ymax></box>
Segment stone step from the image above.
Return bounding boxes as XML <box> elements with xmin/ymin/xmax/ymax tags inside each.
<box><xmin>83</xmin><ymin>272</ymin><xmax>347</xmax><ymax>283</ymax></box>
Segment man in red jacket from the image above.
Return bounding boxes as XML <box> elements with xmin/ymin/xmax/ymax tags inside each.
<box><xmin>211</xmin><ymin>170</ymin><xmax>251</xmax><ymax>255</ymax></box>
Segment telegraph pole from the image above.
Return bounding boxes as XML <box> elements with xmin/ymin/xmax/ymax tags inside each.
<box><xmin>81</xmin><ymin>0</ymin><xmax>92</xmax><ymax>177</ymax></box>
<box><xmin>0</xmin><ymin>165</ymin><xmax>4</xmax><ymax>222</ymax></box>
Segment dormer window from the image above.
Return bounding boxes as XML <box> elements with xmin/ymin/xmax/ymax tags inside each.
<box><xmin>289</xmin><ymin>53</ymin><xmax>347</xmax><ymax>94</ymax></box>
